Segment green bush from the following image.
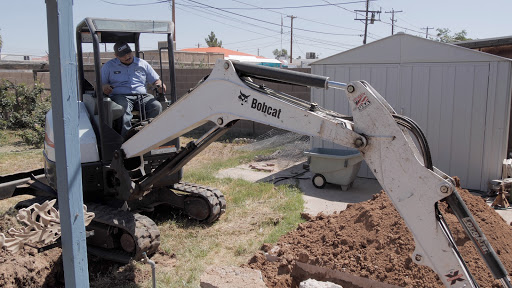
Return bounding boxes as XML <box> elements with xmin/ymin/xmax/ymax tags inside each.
<box><xmin>0</xmin><ymin>80</ymin><xmax>50</xmax><ymax>147</ymax></box>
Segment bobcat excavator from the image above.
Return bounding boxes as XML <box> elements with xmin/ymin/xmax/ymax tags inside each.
<box><xmin>0</xmin><ymin>18</ymin><xmax>511</xmax><ymax>288</ymax></box>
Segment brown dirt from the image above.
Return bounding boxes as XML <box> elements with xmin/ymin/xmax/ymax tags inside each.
<box><xmin>0</xmin><ymin>243</ymin><xmax>173</xmax><ymax>288</ymax></box>
<box><xmin>246</xmin><ymin>185</ymin><xmax>512</xmax><ymax>288</ymax></box>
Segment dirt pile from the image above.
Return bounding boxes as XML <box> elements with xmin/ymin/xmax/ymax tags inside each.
<box><xmin>246</xmin><ymin>187</ymin><xmax>512</xmax><ymax>288</ymax></box>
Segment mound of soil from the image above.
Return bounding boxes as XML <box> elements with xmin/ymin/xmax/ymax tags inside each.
<box><xmin>0</xmin><ymin>246</ymin><xmax>63</xmax><ymax>288</ymax></box>
<box><xmin>246</xmin><ymin>186</ymin><xmax>512</xmax><ymax>288</ymax></box>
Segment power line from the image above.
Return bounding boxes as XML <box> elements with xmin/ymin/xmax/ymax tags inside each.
<box><xmin>395</xmin><ymin>15</ymin><xmax>423</xmax><ymax>30</ymax></box>
<box><xmin>373</xmin><ymin>3</ymin><xmax>431</xmax><ymax>37</ymax></box>
<box><xmin>178</xmin><ymin>3</ymin><xmax>280</xmax><ymax>34</ymax></box>
<box><xmin>294</xmin><ymin>35</ymin><xmax>356</xmax><ymax>50</ymax></box>
<box><xmin>100</xmin><ymin>0</ymin><xmax>168</xmax><ymax>6</ymax></box>
<box><xmin>179</xmin><ymin>1</ymin><xmax>358</xmax><ymax>56</ymax></box>
<box><xmin>185</xmin><ymin>0</ymin><xmax>361</xmax><ymax>36</ymax></box>
<box><xmin>379</xmin><ymin>17</ymin><xmax>424</xmax><ymax>35</ymax></box>
<box><xmin>323</xmin><ymin>0</ymin><xmax>368</xmax><ymax>18</ymax></box>
<box><xmin>211</xmin><ymin>1</ymin><xmax>369</xmax><ymax>10</ymax></box>
<box><xmin>232</xmin><ymin>0</ymin><xmax>366</xmax><ymax>35</ymax></box>
<box><xmin>176</xmin><ymin>5</ymin><xmax>282</xmax><ymax>48</ymax></box>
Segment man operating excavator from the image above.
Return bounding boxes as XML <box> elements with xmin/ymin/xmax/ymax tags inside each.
<box><xmin>101</xmin><ymin>41</ymin><xmax>166</xmax><ymax>137</ymax></box>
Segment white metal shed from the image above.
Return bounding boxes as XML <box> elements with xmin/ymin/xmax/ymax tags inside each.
<box><xmin>311</xmin><ymin>33</ymin><xmax>512</xmax><ymax>191</ymax></box>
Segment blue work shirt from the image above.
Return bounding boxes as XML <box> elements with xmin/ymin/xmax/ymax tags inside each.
<box><xmin>101</xmin><ymin>57</ymin><xmax>160</xmax><ymax>95</ymax></box>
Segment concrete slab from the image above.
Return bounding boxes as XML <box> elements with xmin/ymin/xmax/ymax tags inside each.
<box><xmin>216</xmin><ymin>161</ymin><xmax>382</xmax><ymax>216</ymax></box>
<box><xmin>485</xmin><ymin>200</ymin><xmax>512</xmax><ymax>225</ymax></box>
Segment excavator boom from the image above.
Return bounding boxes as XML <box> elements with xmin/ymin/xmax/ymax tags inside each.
<box><xmin>119</xmin><ymin>59</ymin><xmax>511</xmax><ymax>287</ymax></box>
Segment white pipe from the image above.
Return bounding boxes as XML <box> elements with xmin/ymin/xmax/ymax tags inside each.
<box><xmin>142</xmin><ymin>252</ymin><xmax>156</xmax><ymax>288</ymax></box>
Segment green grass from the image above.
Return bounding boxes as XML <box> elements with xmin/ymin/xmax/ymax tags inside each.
<box><xmin>147</xmin><ymin>146</ymin><xmax>305</xmax><ymax>288</ymax></box>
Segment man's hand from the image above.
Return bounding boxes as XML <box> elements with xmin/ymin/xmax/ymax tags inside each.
<box><xmin>102</xmin><ymin>84</ymin><xmax>113</xmax><ymax>95</ymax></box>
<box><xmin>154</xmin><ymin>80</ymin><xmax>166</xmax><ymax>94</ymax></box>
<box><xmin>159</xmin><ymin>83</ymin><xmax>167</xmax><ymax>94</ymax></box>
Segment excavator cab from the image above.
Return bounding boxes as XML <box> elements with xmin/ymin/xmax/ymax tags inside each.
<box><xmin>50</xmin><ymin>18</ymin><xmax>183</xmax><ymax>202</ymax></box>
<box><xmin>75</xmin><ymin>17</ymin><xmax>178</xmax><ymax>163</ymax></box>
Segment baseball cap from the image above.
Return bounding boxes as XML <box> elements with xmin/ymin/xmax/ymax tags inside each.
<box><xmin>114</xmin><ymin>42</ymin><xmax>132</xmax><ymax>57</ymax></box>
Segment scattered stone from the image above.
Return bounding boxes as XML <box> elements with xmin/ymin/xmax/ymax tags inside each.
<box><xmin>200</xmin><ymin>266</ymin><xmax>267</xmax><ymax>288</ymax></box>
<box><xmin>232</xmin><ymin>138</ymin><xmax>256</xmax><ymax>144</ymax></box>
<box><xmin>249</xmin><ymin>164</ymin><xmax>274</xmax><ymax>172</ymax></box>
<box><xmin>299</xmin><ymin>278</ymin><xmax>343</xmax><ymax>288</ymax></box>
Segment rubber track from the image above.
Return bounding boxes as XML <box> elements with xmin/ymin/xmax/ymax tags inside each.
<box><xmin>86</xmin><ymin>203</ymin><xmax>160</xmax><ymax>263</ymax></box>
<box><xmin>16</xmin><ymin>197</ymin><xmax>160</xmax><ymax>264</ymax></box>
<box><xmin>172</xmin><ymin>181</ymin><xmax>226</xmax><ymax>223</ymax></box>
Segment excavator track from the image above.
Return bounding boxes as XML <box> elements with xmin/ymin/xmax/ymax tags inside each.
<box><xmin>171</xmin><ymin>181</ymin><xmax>226</xmax><ymax>223</ymax></box>
<box><xmin>16</xmin><ymin>197</ymin><xmax>160</xmax><ymax>264</ymax></box>
<box><xmin>85</xmin><ymin>203</ymin><xmax>160</xmax><ymax>263</ymax></box>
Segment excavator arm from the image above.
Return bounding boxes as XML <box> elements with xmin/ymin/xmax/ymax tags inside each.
<box><xmin>119</xmin><ymin>59</ymin><xmax>510</xmax><ymax>287</ymax></box>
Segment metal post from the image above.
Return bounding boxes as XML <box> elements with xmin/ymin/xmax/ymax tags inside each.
<box><xmin>172</xmin><ymin>0</ymin><xmax>176</xmax><ymax>42</ymax></box>
<box><xmin>287</xmin><ymin>15</ymin><xmax>297</xmax><ymax>63</ymax></box>
<box><xmin>45</xmin><ymin>0</ymin><xmax>89</xmax><ymax>287</ymax></box>
<box><xmin>363</xmin><ymin>0</ymin><xmax>369</xmax><ymax>44</ymax></box>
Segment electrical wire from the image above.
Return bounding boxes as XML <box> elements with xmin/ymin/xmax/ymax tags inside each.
<box><xmin>272</xmin><ymin>168</ymin><xmax>310</xmax><ymax>185</ymax></box>
<box><xmin>99</xmin><ymin>0</ymin><xmax>168</xmax><ymax>6</ymax></box>
<box><xmin>184</xmin><ymin>0</ymin><xmax>362</xmax><ymax>37</ymax></box>
<box><xmin>178</xmin><ymin>2</ymin><xmax>281</xmax><ymax>34</ymax></box>
<box><xmin>218</xmin><ymin>1</ymin><xmax>369</xmax><ymax>10</ymax></box>
<box><xmin>231</xmin><ymin>0</ymin><xmax>365</xmax><ymax>35</ymax></box>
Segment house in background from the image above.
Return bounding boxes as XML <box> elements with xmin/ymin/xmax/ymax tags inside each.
<box><xmin>454</xmin><ymin>36</ymin><xmax>512</xmax><ymax>59</ymax></box>
<box><xmin>181</xmin><ymin>47</ymin><xmax>283</xmax><ymax>67</ymax></box>
<box><xmin>310</xmin><ymin>33</ymin><xmax>512</xmax><ymax>192</ymax></box>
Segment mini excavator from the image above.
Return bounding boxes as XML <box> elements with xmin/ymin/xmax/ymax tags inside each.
<box><xmin>0</xmin><ymin>18</ymin><xmax>511</xmax><ymax>288</ymax></box>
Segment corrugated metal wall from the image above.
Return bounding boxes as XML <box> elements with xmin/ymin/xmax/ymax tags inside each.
<box><xmin>311</xmin><ymin>62</ymin><xmax>511</xmax><ymax>191</ymax></box>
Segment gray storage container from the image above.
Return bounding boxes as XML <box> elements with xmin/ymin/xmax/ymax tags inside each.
<box><xmin>304</xmin><ymin>148</ymin><xmax>363</xmax><ymax>191</ymax></box>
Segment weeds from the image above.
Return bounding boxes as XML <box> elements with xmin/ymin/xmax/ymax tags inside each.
<box><xmin>0</xmin><ymin>80</ymin><xmax>50</xmax><ymax>147</ymax></box>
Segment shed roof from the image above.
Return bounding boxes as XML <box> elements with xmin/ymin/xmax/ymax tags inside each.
<box><xmin>313</xmin><ymin>33</ymin><xmax>510</xmax><ymax>65</ymax></box>
<box><xmin>454</xmin><ymin>35</ymin><xmax>512</xmax><ymax>49</ymax></box>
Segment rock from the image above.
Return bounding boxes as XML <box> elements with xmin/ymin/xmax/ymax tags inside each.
<box><xmin>299</xmin><ymin>278</ymin><xmax>343</xmax><ymax>288</ymax></box>
<box><xmin>200</xmin><ymin>266</ymin><xmax>267</xmax><ymax>288</ymax></box>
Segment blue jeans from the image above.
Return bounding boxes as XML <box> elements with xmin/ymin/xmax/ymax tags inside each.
<box><xmin>110</xmin><ymin>94</ymin><xmax>162</xmax><ymax>137</ymax></box>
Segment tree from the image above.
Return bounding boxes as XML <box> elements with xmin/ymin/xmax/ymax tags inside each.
<box><xmin>272</xmin><ymin>48</ymin><xmax>288</xmax><ymax>59</ymax></box>
<box><xmin>0</xmin><ymin>28</ymin><xmax>3</xmax><ymax>51</ymax></box>
<box><xmin>205</xmin><ymin>31</ymin><xmax>222</xmax><ymax>47</ymax></box>
<box><xmin>435</xmin><ymin>28</ymin><xmax>471</xmax><ymax>43</ymax></box>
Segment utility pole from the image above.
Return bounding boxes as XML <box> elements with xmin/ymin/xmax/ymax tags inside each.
<box><xmin>287</xmin><ymin>15</ymin><xmax>296</xmax><ymax>63</ymax></box>
<box><xmin>280</xmin><ymin>16</ymin><xmax>283</xmax><ymax>55</ymax></box>
<box><xmin>422</xmin><ymin>26</ymin><xmax>434</xmax><ymax>38</ymax></box>
<box><xmin>385</xmin><ymin>9</ymin><xmax>402</xmax><ymax>35</ymax></box>
<box><xmin>172</xmin><ymin>0</ymin><xmax>176</xmax><ymax>42</ymax></box>
<box><xmin>355</xmin><ymin>0</ymin><xmax>381</xmax><ymax>44</ymax></box>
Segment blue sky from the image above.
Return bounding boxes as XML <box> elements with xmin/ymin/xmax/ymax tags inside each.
<box><xmin>0</xmin><ymin>0</ymin><xmax>509</xmax><ymax>60</ymax></box>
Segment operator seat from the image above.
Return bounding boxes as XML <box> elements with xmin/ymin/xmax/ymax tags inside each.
<box><xmin>83</xmin><ymin>92</ymin><xmax>124</xmax><ymax>129</ymax></box>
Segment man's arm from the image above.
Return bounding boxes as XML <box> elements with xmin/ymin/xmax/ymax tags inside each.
<box><xmin>142</xmin><ymin>59</ymin><xmax>166</xmax><ymax>94</ymax></box>
<box><xmin>100</xmin><ymin>62</ymin><xmax>112</xmax><ymax>95</ymax></box>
